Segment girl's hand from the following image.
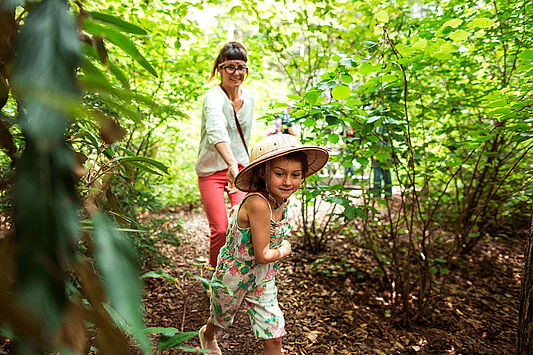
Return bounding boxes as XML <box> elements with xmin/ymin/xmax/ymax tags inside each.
<box><xmin>280</xmin><ymin>240</ymin><xmax>292</xmax><ymax>257</ymax></box>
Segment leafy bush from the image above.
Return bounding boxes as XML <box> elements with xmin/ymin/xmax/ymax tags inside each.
<box><xmin>244</xmin><ymin>0</ymin><xmax>532</xmax><ymax>319</ymax></box>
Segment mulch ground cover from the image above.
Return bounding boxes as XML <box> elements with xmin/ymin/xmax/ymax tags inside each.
<box><xmin>0</xmin><ymin>203</ymin><xmax>524</xmax><ymax>354</ymax></box>
<box><xmin>141</xmin><ymin>205</ymin><xmax>523</xmax><ymax>355</ymax></box>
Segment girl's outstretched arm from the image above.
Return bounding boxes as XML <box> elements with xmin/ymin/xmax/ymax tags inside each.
<box><xmin>245</xmin><ymin>195</ymin><xmax>291</xmax><ymax>264</ymax></box>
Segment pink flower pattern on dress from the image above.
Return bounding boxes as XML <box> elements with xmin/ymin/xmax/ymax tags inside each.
<box><xmin>229</xmin><ymin>264</ymin><xmax>240</xmax><ymax>276</ymax></box>
<box><xmin>253</xmin><ymin>285</ymin><xmax>266</xmax><ymax>298</ymax></box>
<box><xmin>264</xmin><ymin>268</ymin><xmax>276</xmax><ymax>281</ymax></box>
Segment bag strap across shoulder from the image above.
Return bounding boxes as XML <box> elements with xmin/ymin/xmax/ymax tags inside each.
<box><xmin>219</xmin><ymin>85</ymin><xmax>249</xmax><ymax>157</ymax></box>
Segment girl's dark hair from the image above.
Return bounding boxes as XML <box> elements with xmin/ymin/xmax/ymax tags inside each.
<box><xmin>210</xmin><ymin>42</ymin><xmax>248</xmax><ymax>80</ymax></box>
<box><xmin>248</xmin><ymin>151</ymin><xmax>309</xmax><ymax>192</ymax></box>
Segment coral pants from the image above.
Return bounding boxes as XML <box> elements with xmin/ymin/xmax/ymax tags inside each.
<box><xmin>198</xmin><ymin>167</ymin><xmax>245</xmax><ymax>267</ymax></box>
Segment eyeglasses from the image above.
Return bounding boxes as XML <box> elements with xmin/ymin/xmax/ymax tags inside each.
<box><xmin>221</xmin><ymin>65</ymin><xmax>249</xmax><ymax>74</ymax></box>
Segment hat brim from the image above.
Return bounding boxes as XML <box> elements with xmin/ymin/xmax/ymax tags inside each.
<box><xmin>235</xmin><ymin>146</ymin><xmax>329</xmax><ymax>192</ymax></box>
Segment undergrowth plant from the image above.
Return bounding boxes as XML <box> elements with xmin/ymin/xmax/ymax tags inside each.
<box><xmin>249</xmin><ymin>0</ymin><xmax>532</xmax><ymax>319</ymax></box>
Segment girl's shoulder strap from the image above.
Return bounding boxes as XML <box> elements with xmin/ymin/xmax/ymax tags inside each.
<box><xmin>243</xmin><ymin>192</ymin><xmax>273</xmax><ymax>220</ymax></box>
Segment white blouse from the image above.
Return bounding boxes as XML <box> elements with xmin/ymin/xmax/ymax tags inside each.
<box><xmin>195</xmin><ymin>85</ymin><xmax>254</xmax><ymax>177</ymax></box>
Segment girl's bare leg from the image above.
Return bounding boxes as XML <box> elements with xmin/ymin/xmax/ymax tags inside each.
<box><xmin>200</xmin><ymin>320</ymin><xmax>222</xmax><ymax>354</ymax></box>
<box><xmin>262</xmin><ymin>337</ymin><xmax>282</xmax><ymax>355</ymax></box>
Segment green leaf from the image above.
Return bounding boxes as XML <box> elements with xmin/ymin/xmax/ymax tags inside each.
<box><xmin>0</xmin><ymin>325</ymin><xmax>14</xmax><ymax>341</ymax></box>
<box><xmin>355</xmin><ymin>207</ymin><xmax>366</xmax><ymax>219</ymax></box>
<box><xmin>327</xmin><ymin>195</ymin><xmax>345</xmax><ymax>205</ymax></box>
<box><xmin>358</xmin><ymin>62</ymin><xmax>377</xmax><ymax>75</ymax></box>
<box><xmin>412</xmin><ymin>39</ymin><xmax>428</xmax><ymax>50</ymax></box>
<box><xmin>81</xmin><ymin>57</ymin><xmax>107</xmax><ymax>80</ymax></box>
<box><xmin>287</xmin><ymin>94</ymin><xmax>302</xmax><ymax>100</ymax></box>
<box><xmin>519</xmin><ymin>49</ymin><xmax>533</xmax><ymax>60</ymax></box>
<box><xmin>82</xmin><ymin>18</ymin><xmax>158</xmax><ymax>77</ymax></box>
<box><xmin>341</xmin><ymin>204</ymin><xmax>355</xmax><ymax>220</ymax></box>
<box><xmin>92</xmin><ymin>213</ymin><xmax>152</xmax><ymax>354</ymax></box>
<box><xmin>356</xmin><ymin>157</ymin><xmax>369</xmax><ymax>166</ymax></box>
<box><xmin>321</xmin><ymin>72</ymin><xmax>335</xmax><ymax>80</ymax></box>
<box><xmin>113</xmin><ymin>156</ymin><xmax>169</xmax><ymax>175</ymax></box>
<box><xmin>328</xmin><ymin>133</ymin><xmax>340</xmax><ymax>144</ymax></box>
<box><xmin>107</xmin><ymin>60</ymin><xmax>130</xmax><ymax>89</ymax></box>
<box><xmin>469</xmin><ymin>17</ymin><xmax>495</xmax><ymax>29</ymax></box>
<box><xmin>97</xmin><ymin>92</ymin><xmax>143</xmax><ymax>124</ymax></box>
<box><xmin>228</xmin><ymin>5</ymin><xmax>242</xmax><ymax>14</ymax></box>
<box><xmin>13</xmin><ymin>0</ymin><xmax>81</xmax><ymax>145</ymax></box>
<box><xmin>474</xmin><ymin>29</ymin><xmax>485</xmax><ymax>38</ymax></box>
<box><xmin>141</xmin><ymin>270</ymin><xmax>178</xmax><ymax>283</ymax></box>
<box><xmin>340</xmin><ymin>74</ymin><xmax>353</xmax><ymax>84</ymax></box>
<box><xmin>144</xmin><ymin>327</ymin><xmax>180</xmax><ymax>335</ymax></box>
<box><xmin>375</xmin><ymin>10</ymin><xmax>389</xmax><ymax>23</ymax></box>
<box><xmin>439</xmin><ymin>42</ymin><xmax>457</xmax><ymax>54</ymax></box>
<box><xmin>346</xmin><ymin>97</ymin><xmax>363</xmax><ymax>109</ymax></box>
<box><xmin>489</xmin><ymin>107</ymin><xmax>511</xmax><ymax>115</ymax></box>
<box><xmin>332</xmin><ymin>84</ymin><xmax>351</xmax><ymax>100</ymax></box>
<box><xmin>433</xmin><ymin>42</ymin><xmax>456</xmax><ymax>59</ymax></box>
<box><xmin>443</xmin><ymin>19</ymin><xmax>463</xmax><ymax>28</ymax></box>
<box><xmin>303</xmin><ymin>118</ymin><xmax>316</xmax><ymax>127</ymax></box>
<box><xmin>304</xmin><ymin>90</ymin><xmax>321</xmax><ymax>105</ymax></box>
<box><xmin>159</xmin><ymin>331</ymin><xmax>198</xmax><ymax>350</ymax></box>
<box><xmin>88</xmin><ymin>11</ymin><xmax>147</xmax><ymax>35</ymax></box>
<box><xmin>178</xmin><ymin>345</ymin><xmax>211</xmax><ymax>353</ymax></box>
<box><xmin>210</xmin><ymin>279</ymin><xmax>232</xmax><ymax>295</ymax></box>
<box><xmin>102</xmin><ymin>303</ymin><xmax>129</xmax><ymax>332</ymax></box>
<box><xmin>11</xmin><ymin>0</ymin><xmax>83</xmax><ymax>338</ymax></box>
<box><xmin>80</xmin><ymin>129</ymin><xmax>100</xmax><ymax>150</ymax></box>
<box><xmin>340</xmin><ymin>57</ymin><xmax>355</xmax><ymax>66</ymax></box>
<box><xmin>449</xmin><ymin>29</ymin><xmax>469</xmax><ymax>42</ymax></box>
<box><xmin>107</xmin><ymin>211</ymin><xmax>136</xmax><ymax>225</ymax></box>
<box><xmin>80</xmin><ymin>74</ymin><xmax>170</xmax><ymax>121</ymax></box>
<box><xmin>488</xmin><ymin>99</ymin><xmax>507</xmax><ymax>108</ymax></box>
<box><xmin>194</xmin><ymin>276</ymin><xmax>211</xmax><ymax>291</ymax></box>
<box><xmin>381</xmin><ymin>74</ymin><xmax>398</xmax><ymax>83</ymax></box>
<box><xmin>438</xmin><ymin>265</ymin><xmax>450</xmax><ymax>275</ymax></box>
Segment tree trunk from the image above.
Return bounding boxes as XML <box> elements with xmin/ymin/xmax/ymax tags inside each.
<box><xmin>518</xmin><ymin>203</ymin><xmax>533</xmax><ymax>354</ymax></box>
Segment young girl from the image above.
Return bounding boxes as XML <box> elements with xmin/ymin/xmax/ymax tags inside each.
<box><xmin>199</xmin><ymin>134</ymin><xmax>328</xmax><ymax>355</ymax></box>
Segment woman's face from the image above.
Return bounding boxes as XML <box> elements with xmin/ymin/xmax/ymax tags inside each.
<box><xmin>218</xmin><ymin>59</ymin><xmax>247</xmax><ymax>89</ymax></box>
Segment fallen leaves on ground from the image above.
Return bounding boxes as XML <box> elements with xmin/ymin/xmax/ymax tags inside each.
<box><xmin>139</xmin><ymin>205</ymin><xmax>522</xmax><ymax>354</ymax></box>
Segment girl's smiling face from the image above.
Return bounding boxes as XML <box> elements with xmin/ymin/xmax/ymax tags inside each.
<box><xmin>267</xmin><ymin>157</ymin><xmax>303</xmax><ymax>202</ymax></box>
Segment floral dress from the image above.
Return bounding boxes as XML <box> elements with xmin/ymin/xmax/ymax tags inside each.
<box><xmin>209</xmin><ymin>193</ymin><xmax>292</xmax><ymax>339</ymax></box>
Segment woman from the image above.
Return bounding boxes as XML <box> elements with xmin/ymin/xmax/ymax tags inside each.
<box><xmin>195</xmin><ymin>42</ymin><xmax>254</xmax><ymax>267</ymax></box>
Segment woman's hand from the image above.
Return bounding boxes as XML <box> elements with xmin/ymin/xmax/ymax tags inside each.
<box><xmin>225</xmin><ymin>163</ymin><xmax>240</xmax><ymax>194</ymax></box>
<box><xmin>214</xmin><ymin>142</ymin><xmax>240</xmax><ymax>194</ymax></box>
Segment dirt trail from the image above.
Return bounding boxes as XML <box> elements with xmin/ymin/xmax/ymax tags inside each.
<box><xmin>142</xmin><ymin>204</ymin><xmax>522</xmax><ymax>355</ymax></box>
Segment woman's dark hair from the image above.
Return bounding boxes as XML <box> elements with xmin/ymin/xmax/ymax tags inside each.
<box><xmin>247</xmin><ymin>151</ymin><xmax>309</xmax><ymax>192</ymax></box>
<box><xmin>209</xmin><ymin>42</ymin><xmax>248</xmax><ymax>80</ymax></box>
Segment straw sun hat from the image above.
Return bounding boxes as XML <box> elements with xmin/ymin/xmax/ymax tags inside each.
<box><xmin>235</xmin><ymin>134</ymin><xmax>329</xmax><ymax>192</ymax></box>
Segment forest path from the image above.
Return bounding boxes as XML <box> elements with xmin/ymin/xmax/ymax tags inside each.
<box><xmin>140</xmin><ymin>203</ymin><xmax>522</xmax><ymax>355</ymax></box>
<box><xmin>141</xmin><ymin>205</ymin><xmax>271</xmax><ymax>354</ymax></box>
